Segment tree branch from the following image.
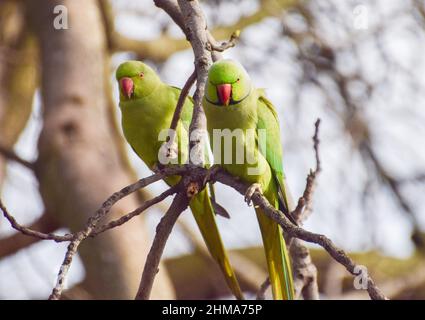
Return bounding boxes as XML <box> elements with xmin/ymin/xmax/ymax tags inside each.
<box><xmin>292</xmin><ymin>119</ymin><xmax>321</xmax><ymax>222</ymax></box>
<box><xmin>135</xmin><ymin>190</ymin><xmax>190</xmax><ymax>300</ymax></box>
<box><xmin>0</xmin><ymin>199</ymin><xmax>72</xmax><ymax>242</ymax></box>
<box><xmin>2</xmin><ymin>158</ymin><xmax>386</xmax><ymax>300</ymax></box>
<box><xmin>154</xmin><ymin>0</ymin><xmax>186</xmax><ymax>32</ymax></box>
<box><xmin>1</xmin><ymin>170</ymin><xmax>173</xmax><ymax>243</ymax></box>
<box><xmin>290</xmin><ymin>120</ymin><xmax>321</xmax><ymax>299</ymax></box>
<box><xmin>98</xmin><ymin>0</ymin><xmax>298</xmax><ymax>63</ymax></box>
<box><xmin>214</xmin><ymin>169</ymin><xmax>387</xmax><ymax>300</ymax></box>
<box><xmin>177</xmin><ymin>0</ymin><xmax>212</xmax><ymax>166</ymax></box>
<box><xmin>168</xmin><ymin>70</ymin><xmax>197</xmax><ymax>134</ymax></box>
<box><xmin>1</xmin><ymin>1</ymin><xmax>388</xmax><ymax>301</ymax></box>
<box><xmin>0</xmin><ymin>211</ymin><xmax>60</xmax><ymax>258</ymax></box>
<box><xmin>91</xmin><ymin>185</ymin><xmax>179</xmax><ymax>236</ymax></box>
<box><xmin>207</xmin><ymin>30</ymin><xmax>241</xmax><ymax>53</ymax></box>
<box><xmin>48</xmin><ymin>169</ymin><xmax>183</xmax><ymax>300</ymax></box>
<box><xmin>0</xmin><ymin>144</ymin><xmax>34</xmax><ymax>170</ymax></box>
<box><xmin>290</xmin><ymin>238</ymin><xmax>320</xmax><ymax>299</ymax></box>
<box><xmin>257</xmin><ymin>119</ymin><xmax>321</xmax><ymax>299</ymax></box>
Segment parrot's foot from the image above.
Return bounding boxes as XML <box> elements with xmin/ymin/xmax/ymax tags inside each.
<box><xmin>244</xmin><ymin>183</ymin><xmax>262</xmax><ymax>206</ymax></box>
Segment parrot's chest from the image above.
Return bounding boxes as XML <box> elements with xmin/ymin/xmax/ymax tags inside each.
<box><xmin>204</xmin><ymin>101</ymin><xmax>270</xmax><ymax>185</ymax></box>
<box><xmin>120</xmin><ymin>101</ymin><xmax>174</xmax><ymax>168</ymax></box>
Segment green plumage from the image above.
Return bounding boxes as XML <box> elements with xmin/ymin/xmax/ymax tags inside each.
<box><xmin>116</xmin><ymin>61</ymin><xmax>243</xmax><ymax>300</ymax></box>
<box><xmin>203</xmin><ymin>59</ymin><xmax>295</xmax><ymax>300</ymax></box>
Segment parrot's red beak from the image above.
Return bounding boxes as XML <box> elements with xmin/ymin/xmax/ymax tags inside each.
<box><xmin>217</xmin><ymin>84</ymin><xmax>232</xmax><ymax>106</ymax></box>
<box><xmin>120</xmin><ymin>77</ymin><xmax>134</xmax><ymax>98</ymax></box>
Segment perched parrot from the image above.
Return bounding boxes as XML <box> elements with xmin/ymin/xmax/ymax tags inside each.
<box><xmin>116</xmin><ymin>61</ymin><xmax>244</xmax><ymax>300</ymax></box>
<box><xmin>203</xmin><ymin>59</ymin><xmax>295</xmax><ymax>300</ymax></box>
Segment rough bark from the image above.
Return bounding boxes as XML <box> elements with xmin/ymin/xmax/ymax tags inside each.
<box><xmin>26</xmin><ymin>0</ymin><xmax>174</xmax><ymax>299</ymax></box>
<box><xmin>0</xmin><ymin>1</ymin><xmax>37</xmax><ymax>188</ymax></box>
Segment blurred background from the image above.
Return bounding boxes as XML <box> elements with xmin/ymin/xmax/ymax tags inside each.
<box><xmin>1</xmin><ymin>0</ymin><xmax>425</xmax><ymax>299</ymax></box>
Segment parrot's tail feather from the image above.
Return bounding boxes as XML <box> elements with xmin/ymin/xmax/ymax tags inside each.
<box><xmin>255</xmin><ymin>208</ymin><xmax>294</xmax><ymax>300</ymax></box>
<box><xmin>190</xmin><ymin>190</ymin><xmax>244</xmax><ymax>300</ymax></box>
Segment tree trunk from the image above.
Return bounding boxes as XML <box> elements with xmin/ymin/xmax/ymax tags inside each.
<box><xmin>0</xmin><ymin>1</ymin><xmax>36</xmax><ymax>188</ymax></box>
<box><xmin>26</xmin><ymin>0</ymin><xmax>174</xmax><ymax>299</ymax></box>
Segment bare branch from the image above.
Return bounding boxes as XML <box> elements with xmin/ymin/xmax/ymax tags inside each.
<box><xmin>166</xmin><ymin>69</ymin><xmax>197</xmax><ymax>150</ymax></box>
<box><xmin>154</xmin><ymin>0</ymin><xmax>186</xmax><ymax>33</ymax></box>
<box><xmin>92</xmin><ymin>185</ymin><xmax>178</xmax><ymax>236</ymax></box>
<box><xmin>135</xmin><ymin>190</ymin><xmax>190</xmax><ymax>300</ymax></box>
<box><xmin>2</xmin><ymin>160</ymin><xmax>386</xmax><ymax>300</ymax></box>
<box><xmin>1</xmin><ymin>171</ymin><xmax>170</xmax><ymax>245</ymax></box>
<box><xmin>177</xmin><ymin>0</ymin><xmax>212</xmax><ymax>165</ymax></box>
<box><xmin>290</xmin><ymin>238</ymin><xmax>319</xmax><ymax>300</ymax></box>
<box><xmin>207</xmin><ymin>30</ymin><xmax>241</xmax><ymax>53</ymax></box>
<box><xmin>292</xmin><ymin>118</ymin><xmax>321</xmax><ymax>223</ymax></box>
<box><xmin>214</xmin><ymin>170</ymin><xmax>387</xmax><ymax>300</ymax></box>
<box><xmin>0</xmin><ymin>212</ymin><xmax>60</xmax><ymax>258</ymax></box>
<box><xmin>0</xmin><ymin>144</ymin><xmax>34</xmax><ymax>170</ymax></box>
<box><xmin>290</xmin><ymin>120</ymin><xmax>321</xmax><ymax>299</ymax></box>
<box><xmin>0</xmin><ymin>199</ymin><xmax>72</xmax><ymax>242</ymax></box>
<box><xmin>48</xmin><ymin>167</ymin><xmax>190</xmax><ymax>300</ymax></box>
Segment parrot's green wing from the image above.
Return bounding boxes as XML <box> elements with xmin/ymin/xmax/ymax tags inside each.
<box><xmin>256</xmin><ymin>90</ymin><xmax>291</xmax><ymax>215</ymax></box>
<box><xmin>255</xmin><ymin>89</ymin><xmax>295</xmax><ymax>300</ymax></box>
<box><xmin>170</xmin><ymin>86</ymin><xmax>193</xmax><ymax>132</ymax></box>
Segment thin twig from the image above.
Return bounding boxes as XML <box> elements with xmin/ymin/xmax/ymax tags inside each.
<box><xmin>214</xmin><ymin>170</ymin><xmax>387</xmax><ymax>300</ymax></box>
<box><xmin>206</xmin><ymin>30</ymin><xmax>241</xmax><ymax>52</ymax></box>
<box><xmin>0</xmin><ymin>144</ymin><xmax>35</xmax><ymax>170</ymax></box>
<box><xmin>48</xmin><ymin>171</ymin><xmax>171</xmax><ymax>300</ymax></box>
<box><xmin>0</xmin><ymin>200</ymin><xmax>72</xmax><ymax>242</ymax></box>
<box><xmin>168</xmin><ymin>70</ymin><xmax>197</xmax><ymax>134</ymax></box>
<box><xmin>0</xmin><ymin>212</ymin><xmax>60</xmax><ymax>258</ymax></box>
<box><xmin>286</xmin><ymin>120</ymin><xmax>321</xmax><ymax>299</ymax></box>
<box><xmin>292</xmin><ymin>118</ymin><xmax>321</xmax><ymax>222</ymax></box>
<box><xmin>92</xmin><ymin>185</ymin><xmax>178</xmax><ymax>236</ymax></box>
<box><xmin>1</xmin><ymin>171</ymin><xmax>168</xmax><ymax>244</ymax></box>
<box><xmin>163</xmin><ymin>68</ymin><xmax>197</xmax><ymax>161</ymax></box>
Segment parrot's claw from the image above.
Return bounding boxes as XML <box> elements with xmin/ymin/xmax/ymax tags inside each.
<box><xmin>244</xmin><ymin>183</ymin><xmax>262</xmax><ymax>206</ymax></box>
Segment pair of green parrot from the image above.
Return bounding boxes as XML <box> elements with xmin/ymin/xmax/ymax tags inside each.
<box><xmin>116</xmin><ymin>59</ymin><xmax>294</xmax><ymax>300</ymax></box>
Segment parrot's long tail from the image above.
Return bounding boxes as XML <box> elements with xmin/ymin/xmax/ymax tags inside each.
<box><xmin>255</xmin><ymin>207</ymin><xmax>294</xmax><ymax>300</ymax></box>
<box><xmin>190</xmin><ymin>189</ymin><xmax>244</xmax><ymax>300</ymax></box>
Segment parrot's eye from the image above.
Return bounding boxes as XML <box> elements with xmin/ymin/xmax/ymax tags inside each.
<box><xmin>236</xmin><ymin>78</ymin><xmax>240</xmax><ymax>82</ymax></box>
<box><xmin>139</xmin><ymin>72</ymin><xmax>144</xmax><ymax>78</ymax></box>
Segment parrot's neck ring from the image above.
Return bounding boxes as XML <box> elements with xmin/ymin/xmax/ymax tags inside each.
<box><xmin>206</xmin><ymin>89</ymin><xmax>251</xmax><ymax>106</ymax></box>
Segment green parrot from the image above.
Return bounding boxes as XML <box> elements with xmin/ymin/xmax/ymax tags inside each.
<box><xmin>116</xmin><ymin>61</ymin><xmax>243</xmax><ymax>300</ymax></box>
<box><xmin>203</xmin><ymin>59</ymin><xmax>295</xmax><ymax>300</ymax></box>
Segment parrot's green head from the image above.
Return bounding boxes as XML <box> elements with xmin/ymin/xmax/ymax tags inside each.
<box><xmin>205</xmin><ymin>59</ymin><xmax>252</xmax><ymax>107</ymax></box>
<box><xmin>116</xmin><ymin>60</ymin><xmax>161</xmax><ymax>101</ymax></box>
